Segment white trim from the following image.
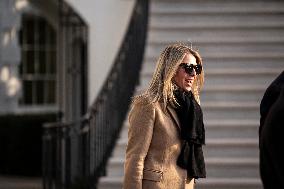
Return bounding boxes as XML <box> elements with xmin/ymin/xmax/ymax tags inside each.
<box><xmin>15</xmin><ymin>105</ymin><xmax>59</xmax><ymax>114</ymax></box>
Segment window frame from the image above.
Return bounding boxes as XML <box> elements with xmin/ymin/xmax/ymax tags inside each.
<box><xmin>18</xmin><ymin>14</ymin><xmax>58</xmax><ymax>112</ymax></box>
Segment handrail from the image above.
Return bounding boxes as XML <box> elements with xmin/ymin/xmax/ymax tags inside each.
<box><xmin>42</xmin><ymin>0</ymin><xmax>149</xmax><ymax>188</ymax></box>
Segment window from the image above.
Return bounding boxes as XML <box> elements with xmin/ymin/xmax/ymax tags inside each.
<box><xmin>19</xmin><ymin>15</ymin><xmax>57</xmax><ymax>105</ymax></box>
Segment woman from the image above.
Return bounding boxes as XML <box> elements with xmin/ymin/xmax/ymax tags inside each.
<box><xmin>123</xmin><ymin>43</ymin><xmax>206</xmax><ymax>189</ymax></box>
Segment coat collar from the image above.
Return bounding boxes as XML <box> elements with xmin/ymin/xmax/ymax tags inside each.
<box><xmin>166</xmin><ymin>105</ymin><xmax>181</xmax><ymax>131</ymax></box>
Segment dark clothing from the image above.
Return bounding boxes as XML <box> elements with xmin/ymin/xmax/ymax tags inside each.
<box><xmin>260</xmin><ymin>71</ymin><xmax>284</xmax><ymax>137</ymax></box>
<box><xmin>259</xmin><ymin>71</ymin><xmax>284</xmax><ymax>188</ymax></box>
<box><xmin>174</xmin><ymin>90</ymin><xmax>206</xmax><ymax>179</ymax></box>
<box><xmin>260</xmin><ymin>86</ymin><xmax>284</xmax><ymax>189</ymax></box>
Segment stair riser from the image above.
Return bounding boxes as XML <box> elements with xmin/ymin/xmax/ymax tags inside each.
<box><xmin>111</xmin><ymin>142</ymin><xmax>259</xmax><ymax>159</ymax></box>
<box><xmin>112</xmin><ymin>137</ymin><xmax>259</xmax><ymax>158</ymax></box>
<box><xmin>144</xmin><ymin>58</ymin><xmax>284</xmax><ymax>74</ymax></box>
<box><xmin>98</xmin><ymin>179</ymin><xmax>261</xmax><ymax>189</ymax></box>
<box><xmin>203</xmin><ymin>108</ymin><xmax>259</xmax><ymax>120</ymax></box>
<box><xmin>200</xmin><ymin>91</ymin><xmax>264</xmax><ymax>104</ymax></box>
<box><xmin>195</xmin><ymin>184</ymin><xmax>260</xmax><ymax>189</ymax></box>
<box><xmin>105</xmin><ymin>162</ymin><xmax>124</xmax><ymax>177</ymax></box>
<box><xmin>112</xmin><ymin>144</ymin><xmax>126</xmax><ymax>157</ymax></box>
<box><xmin>206</xmin><ymin>164</ymin><xmax>260</xmax><ymax>178</ymax></box>
<box><xmin>150</xmin><ymin>15</ymin><xmax>284</xmax><ymax>29</ymax></box>
<box><xmin>135</xmin><ymin>85</ymin><xmax>266</xmax><ymax>104</ymax></box>
<box><xmin>201</xmin><ymin>75</ymin><xmax>273</xmax><ymax>87</ymax></box>
<box><xmin>151</xmin><ymin>1</ymin><xmax>284</xmax><ymax>13</ymax></box>
<box><xmin>203</xmin><ymin>145</ymin><xmax>258</xmax><ymax>158</ymax></box>
<box><xmin>105</xmin><ymin>161</ymin><xmax>259</xmax><ymax>178</ymax></box>
<box><xmin>139</xmin><ymin>74</ymin><xmax>277</xmax><ymax>90</ymax></box>
<box><xmin>145</xmin><ymin>43</ymin><xmax>284</xmax><ymax>58</ymax></box>
<box><xmin>145</xmin><ymin>52</ymin><xmax>284</xmax><ymax>61</ymax></box>
<box><xmin>97</xmin><ymin>182</ymin><xmax>123</xmax><ymax>189</ymax></box>
<box><xmin>206</xmin><ymin>126</ymin><xmax>258</xmax><ymax>139</ymax></box>
<box><xmin>148</xmin><ymin>29</ymin><xmax>284</xmax><ymax>44</ymax></box>
<box><xmin>119</xmin><ymin>130</ymin><xmax>128</xmax><ymax>140</ymax></box>
<box><xmin>142</xmin><ymin>60</ymin><xmax>284</xmax><ymax>74</ymax></box>
<box><xmin>98</xmin><ymin>180</ymin><xmax>260</xmax><ymax>189</ymax></box>
<box><xmin>120</xmin><ymin>123</ymin><xmax>259</xmax><ymax>140</ymax></box>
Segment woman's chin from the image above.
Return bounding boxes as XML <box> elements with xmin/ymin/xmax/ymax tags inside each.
<box><xmin>183</xmin><ymin>87</ymin><xmax>192</xmax><ymax>92</ymax></box>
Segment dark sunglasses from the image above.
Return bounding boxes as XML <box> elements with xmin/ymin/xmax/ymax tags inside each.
<box><xmin>179</xmin><ymin>63</ymin><xmax>202</xmax><ymax>75</ymax></box>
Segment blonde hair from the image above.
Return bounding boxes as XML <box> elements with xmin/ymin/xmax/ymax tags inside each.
<box><xmin>133</xmin><ymin>43</ymin><xmax>204</xmax><ymax>108</ymax></box>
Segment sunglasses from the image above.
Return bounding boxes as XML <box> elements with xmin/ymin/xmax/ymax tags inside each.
<box><xmin>179</xmin><ymin>63</ymin><xmax>202</xmax><ymax>75</ymax></box>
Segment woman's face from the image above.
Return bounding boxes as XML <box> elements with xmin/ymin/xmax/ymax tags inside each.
<box><xmin>173</xmin><ymin>53</ymin><xmax>197</xmax><ymax>92</ymax></box>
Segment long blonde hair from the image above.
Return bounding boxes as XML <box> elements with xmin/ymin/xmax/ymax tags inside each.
<box><xmin>133</xmin><ymin>43</ymin><xmax>204</xmax><ymax>108</ymax></box>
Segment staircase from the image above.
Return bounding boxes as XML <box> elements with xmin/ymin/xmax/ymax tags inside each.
<box><xmin>98</xmin><ymin>0</ymin><xmax>284</xmax><ymax>188</ymax></box>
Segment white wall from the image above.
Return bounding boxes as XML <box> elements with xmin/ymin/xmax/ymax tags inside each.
<box><xmin>65</xmin><ymin>0</ymin><xmax>135</xmax><ymax>105</ymax></box>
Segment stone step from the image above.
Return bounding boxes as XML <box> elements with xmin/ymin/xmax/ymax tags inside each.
<box><xmin>148</xmin><ymin>37</ymin><xmax>284</xmax><ymax>47</ymax></box>
<box><xmin>145</xmin><ymin>43</ymin><xmax>284</xmax><ymax>60</ymax></box>
<box><xmin>139</xmin><ymin>69</ymin><xmax>279</xmax><ymax>90</ymax></box>
<box><xmin>144</xmin><ymin>55</ymin><xmax>284</xmax><ymax>70</ymax></box>
<box><xmin>150</xmin><ymin>21</ymin><xmax>284</xmax><ymax>30</ymax></box>
<box><xmin>115</xmin><ymin>118</ymin><xmax>259</xmax><ymax>141</ymax></box>
<box><xmin>202</xmin><ymin>102</ymin><xmax>259</xmax><ymax>120</ymax></box>
<box><xmin>144</xmin><ymin>48</ymin><xmax>284</xmax><ymax>60</ymax></box>
<box><xmin>200</xmin><ymin>85</ymin><xmax>265</xmax><ymax>103</ymax></box>
<box><xmin>142</xmin><ymin>54</ymin><xmax>284</xmax><ymax>72</ymax></box>
<box><xmin>150</xmin><ymin>14</ymin><xmax>284</xmax><ymax>30</ymax></box>
<box><xmin>141</xmin><ymin>64</ymin><xmax>281</xmax><ymax>77</ymax></box>
<box><xmin>135</xmin><ymin>87</ymin><xmax>264</xmax><ymax>100</ymax></box>
<box><xmin>201</xmin><ymin>59</ymin><xmax>284</xmax><ymax>70</ymax></box>
<box><xmin>148</xmin><ymin>27</ymin><xmax>284</xmax><ymax>44</ymax></box>
<box><xmin>97</xmin><ymin>177</ymin><xmax>123</xmax><ymax>189</ymax></box>
<box><xmin>195</xmin><ymin>177</ymin><xmax>261</xmax><ymax>189</ymax></box>
<box><xmin>145</xmin><ymin>43</ymin><xmax>284</xmax><ymax>59</ymax></box>
<box><xmin>104</xmin><ymin>157</ymin><xmax>259</xmax><ymax>178</ymax></box>
<box><xmin>118</xmin><ymin>119</ymin><xmax>260</xmax><ymax>141</ymax></box>
<box><xmin>97</xmin><ymin>176</ymin><xmax>261</xmax><ymax>189</ymax></box>
<box><xmin>112</xmin><ymin>137</ymin><xmax>259</xmax><ymax>159</ymax></box>
<box><xmin>206</xmin><ymin>158</ymin><xmax>260</xmax><ymax>178</ymax></box>
<box><xmin>203</xmin><ymin>139</ymin><xmax>258</xmax><ymax>158</ymax></box>
<box><xmin>204</xmin><ymin>120</ymin><xmax>259</xmax><ymax>139</ymax></box>
<box><xmin>151</xmin><ymin>1</ymin><xmax>284</xmax><ymax>14</ymax></box>
<box><xmin>135</xmin><ymin>84</ymin><xmax>268</xmax><ymax>103</ymax></box>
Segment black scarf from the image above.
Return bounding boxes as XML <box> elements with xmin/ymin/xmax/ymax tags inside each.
<box><xmin>174</xmin><ymin>90</ymin><xmax>206</xmax><ymax>179</ymax></box>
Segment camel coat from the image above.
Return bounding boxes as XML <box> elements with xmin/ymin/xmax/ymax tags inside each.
<box><xmin>123</xmin><ymin>99</ymin><xmax>194</xmax><ymax>189</ymax></box>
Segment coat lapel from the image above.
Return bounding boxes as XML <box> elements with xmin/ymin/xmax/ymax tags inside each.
<box><xmin>166</xmin><ymin>105</ymin><xmax>181</xmax><ymax>131</ymax></box>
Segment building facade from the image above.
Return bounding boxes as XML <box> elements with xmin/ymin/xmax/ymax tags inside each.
<box><xmin>0</xmin><ymin>0</ymin><xmax>133</xmax><ymax>176</ymax></box>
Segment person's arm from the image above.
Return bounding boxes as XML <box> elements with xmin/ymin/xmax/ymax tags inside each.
<box><xmin>261</xmin><ymin>87</ymin><xmax>284</xmax><ymax>187</ymax></box>
<box><xmin>123</xmin><ymin>102</ymin><xmax>155</xmax><ymax>189</ymax></box>
<box><xmin>260</xmin><ymin>84</ymin><xmax>280</xmax><ymax>136</ymax></box>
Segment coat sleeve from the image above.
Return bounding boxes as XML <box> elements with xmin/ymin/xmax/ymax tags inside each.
<box><xmin>123</xmin><ymin>102</ymin><xmax>155</xmax><ymax>189</ymax></box>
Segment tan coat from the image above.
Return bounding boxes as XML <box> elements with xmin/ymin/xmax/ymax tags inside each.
<box><xmin>123</xmin><ymin>99</ymin><xmax>194</xmax><ymax>189</ymax></box>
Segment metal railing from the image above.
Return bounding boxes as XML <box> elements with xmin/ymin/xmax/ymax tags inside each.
<box><xmin>42</xmin><ymin>0</ymin><xmax>149</xmax><ymax>188</ymax></box>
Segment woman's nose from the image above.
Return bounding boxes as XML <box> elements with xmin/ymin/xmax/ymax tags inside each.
<box><xmin>188</xmin><ymin>68</ymin><xmax>196</xmax><ymax>77</ymax></box>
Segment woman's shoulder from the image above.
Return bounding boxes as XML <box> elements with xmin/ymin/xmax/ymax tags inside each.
<box><xmin>128</xmin><ymin>97</ymin><xmax>157</xmax><ymax>123</ymax></box>
<box><xmin>131</xmin><ymin>96</ymin><xmax>155</xmax><ymax>111</ymax></box>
